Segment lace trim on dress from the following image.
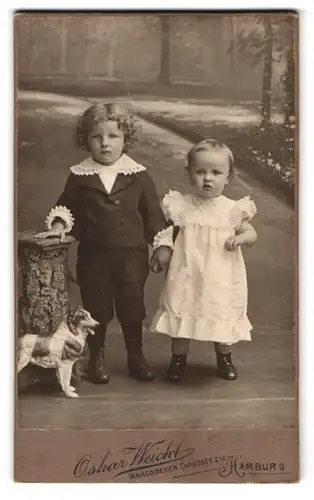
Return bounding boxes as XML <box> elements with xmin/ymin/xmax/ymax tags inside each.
<box><xmin>162</xmin><ymin>191</ymin><xmax>257</xmax><ymax>229</ymax></box>
<box><xmin>69</xmin><ymin>154</ymin><xmax>146</xmax><ymax>176</ymax></box>
<box><xmin>45</xmin><ymin>205</ymin><xmax>75</xmax><ymax>233</ymax></box>
<box><xmin>152</xmin><ymin>308</ymin><xmax>252</xmax><ymax>343</ymax></box>
<box><xmin>162</xmin><ymin>191</ymin><xmax>229</xmax><ymax>227</ymax></box>
<box><xmin>152</xmin><ymin>226</ymin><xmax>174</xmax><ymax>250</ymax></box>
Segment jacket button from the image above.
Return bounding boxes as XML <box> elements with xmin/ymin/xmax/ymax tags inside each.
<box><xmin>119</xmin><ymin>218</ymin><xmax>125</xmax><ymax>225</ymax></box>
<box><xmin>114</xmin><ymin>200</ymin><xmax>120</xmax><ymax>205</ymax></box>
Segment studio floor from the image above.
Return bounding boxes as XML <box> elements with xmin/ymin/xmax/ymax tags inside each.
<box><xmin>17</xmin><ymin>326</ymin><xmax>297</xmax><ymax>430</ymax></box>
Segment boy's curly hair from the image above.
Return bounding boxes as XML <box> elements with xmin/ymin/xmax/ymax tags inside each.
<box><xmin>187</xmin><ymin>138</ymin><xmax>235</xmax><ymax>177</ymax></box>
<box><xmin>75</xmin><ymin>102</ymin><xmax>140</xmax><ymax>153</ymax></box>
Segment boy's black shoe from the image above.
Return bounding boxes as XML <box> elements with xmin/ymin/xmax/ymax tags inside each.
<box><xmin>127</xmin><ymin>354</ymin><xmax>155</xmax><ymax>381</ymax></box>
<box><xmin>167</xmin><ymin>354</ymin><xmax>187</xmax><ymax>382</ymax></box>
<box><xmin>122</xmin><ymin>323</ymin><xmax>155</xmax><ymax>381</ymax></box>
<box><xmin>88</xmin><ymin>348</ymin><xmax>110</xmax><ymax>384</ymax></box>
<box><xmin>216</xmin><ymin>352</ymin><xmax>237</xmax><ymax>380</ymax></box>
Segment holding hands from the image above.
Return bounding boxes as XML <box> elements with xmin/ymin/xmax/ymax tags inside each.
<box><xmin>150</xmin><ymin>246</ymin><xmax>173</xmax><ymax>273</ymax></box>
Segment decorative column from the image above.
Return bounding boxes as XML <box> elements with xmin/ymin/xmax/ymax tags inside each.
<box><xmin>17</xmin><ymin>232</ymin><xmax>75</xmax><ymax>338</ymax></box>
<box><xmin>59</xmin><ymin>17</ymin><xmax>68</xmax><ymax>75</ymax></box>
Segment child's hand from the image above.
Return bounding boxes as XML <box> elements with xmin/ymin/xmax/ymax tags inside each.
<box><xmin>35</xmin><ymin>222</ymin><xmax>66</xmax><ymax>243</ymax></box>
<box><xmin>225</xmin><ymin>222</ymin><xmax>257</xmax><ymax>251</ymax></box>
<box><xmin>224</xmin><ymin>236</ymin><xmax>240</xmax><ymax>251</ymax></box>
<box><xmin>150</xmin><ymin>246</ymin><xmax>173</xmax><ymax>273</ymax></box>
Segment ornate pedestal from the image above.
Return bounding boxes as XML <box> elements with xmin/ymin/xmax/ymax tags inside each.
<box><xmin>17</xmin><ymin>232</ymin><xmax>76</xmax><ymax>391</ymax></box>
<box><xmin>18</xmin><ymin>232</ymin><xmax>75</xmax><ymax>337</ymax></box>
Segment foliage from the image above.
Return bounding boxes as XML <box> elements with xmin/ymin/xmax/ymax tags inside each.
<box><xmin>228</xmin><ymin>15</ymin><xmax>296</xmax><ymax>120</ymax></box>
<box><xmin>227</xmin><ymin>16</ymin><xmax>265</xmax><ymax>67</ymax></box>
<box><xmin>246</xmin><ymin>117</ymin><xmax>296</xmax><ymax>188</ymax></box>
<box><xmin>227</xmin><ymin>15</ymin><xmax>296</xmax><ymax>197</ymax></box>
<box><xmin>228</xmin><ymin>15</ymin><xmax>293</xmax><ymax>67</ymax></box>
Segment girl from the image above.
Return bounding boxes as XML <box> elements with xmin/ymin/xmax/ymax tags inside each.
<box><xmin>36</xmin><ymin>103</ymin><xmax>170</xmax><ymax>384</ymax></box>
<box><xmin>150</xmin><ymin>139</ymin><xmax>257</xmax><ymax>382</ymax></box>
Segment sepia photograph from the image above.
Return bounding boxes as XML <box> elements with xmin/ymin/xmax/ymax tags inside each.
<box><xmin>14</xmin><ymin>11</ymin><xmax>298</xmax><ymax>483</ymax></box>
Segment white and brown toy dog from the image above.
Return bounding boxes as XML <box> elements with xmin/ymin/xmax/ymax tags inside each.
<box><xmin>17</xmin><ymin>307</ymin><xmax>99</xmax><ymax>398</ymax></box>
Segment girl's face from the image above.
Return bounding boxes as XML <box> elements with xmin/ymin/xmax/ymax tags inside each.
<box><xmin>188</xmin><ymin>149</ymin><xmax>230</xmax><ymax>199</ymax></box>
<box><xmin>88</xmin><ymin>120</ymin><xmax>124</xmax><ymax>165</ymax></box>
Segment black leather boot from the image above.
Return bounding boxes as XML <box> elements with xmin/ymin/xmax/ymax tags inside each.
<box><xmin>87</xmin><ymin>326</ymin><xmax>110</xmax><ymax>384</ymax></box>
<box><xmin>88</xmin><ymin>348</ymin><xmax>110</xmax><ymax>384</ymax></box>
<box><xmin>122</xmin><ymin>324</ymin><xmax>155</xmax><ymax>382</ymax></box>
<box><xmin>167</xmin><ymin>354</ymin><xmax>187</xmax><ymax>382</ymax></box>
<box><xmin>216</xmin><ymin>352</ymin><xmax>238</xmax><ymax>380</ymax></box>
<box><xmin>127</xmin><ymin>350</ymin><xmax>155</xmax><ymax>382</ymax></box>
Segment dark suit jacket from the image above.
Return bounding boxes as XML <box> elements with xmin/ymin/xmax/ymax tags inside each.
<box><xmin>54</xmin><ymin>170</ymin><xmax>166</xmax><ymax>250</ymax></box>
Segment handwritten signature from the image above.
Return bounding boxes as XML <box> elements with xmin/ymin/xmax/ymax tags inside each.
<box><xmin>73</xmin><ymin>440</ymin><xmax>288</xmax><ymax>480</ymax></box>
<box><xmin>74</xmin><ymin>440</ymin><xmax>195</xmax><ymax>479</ymax></box>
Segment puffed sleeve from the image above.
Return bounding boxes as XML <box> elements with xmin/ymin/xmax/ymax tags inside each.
<box><xmin>45</xmin><ymin>173</ymin><xmax>79</xmax><ymax>233</ymax></box>
<box><xmin>232</xmin><ymin>196</ymin><xmax>257</xmax><ymax>229</ymax></box>
<box><xmin>152</xmin><ymin>190</ymin><xmax>183</xmax><ymax>249</ymax></box>
<box><xmin>162</xmin><ymin>190</ymin><xmax>185</xmax><ymax>223</ymax></box>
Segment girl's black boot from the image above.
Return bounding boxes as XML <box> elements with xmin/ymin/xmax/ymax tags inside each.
<box><xmin>216</xmin><ymin>352</ymin><xmax>237</xmax><ymax>380</ymax></box>
<box><xmin>167</xmin><ymin>354</ymin><xmax>187</xmax><ymax>382</ymax></box>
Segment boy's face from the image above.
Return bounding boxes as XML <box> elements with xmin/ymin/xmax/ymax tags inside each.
<box><xmin>188</xmin><ymin>149</ymin><xmax>230</xmax><ymax>199</ymax></box>
<box><xmin>88</xmin><ymin>120</ymin><xmax>124</xmax><ymax>165</ymax></box>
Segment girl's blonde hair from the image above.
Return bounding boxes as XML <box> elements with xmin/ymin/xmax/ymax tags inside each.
<box><xmin>187</xmin><ymin>139</ymin><xmax>235</xmax><ymax>177</ymax></box>
<box><xmin>75</xmin><ymin>102</ymin><xmax>139</xmax><ymax>153</ymax></box>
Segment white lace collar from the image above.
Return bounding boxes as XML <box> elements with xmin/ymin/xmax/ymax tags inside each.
<box><xmin>70</xmin><ymin>154</ymin><xmax>146</xmax><ymax>176</ymax></box>
<box><xmin>189</xmin><ymin>194</ymin><xmax>226</xmax><ymax>208</ymax></box>
<box><xmin>163</xmin><ymin>191</ymin><xmax>233</xmax><ymax>227</ymax></box>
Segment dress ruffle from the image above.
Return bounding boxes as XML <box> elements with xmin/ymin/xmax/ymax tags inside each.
<box><xmin>151</xmin><ymin>308</ymin><xmax>252</xmax><ymax>343</ymax></box>
<box><xmin>162</xmin><ymin>190</ymin><xmax>188</xmax><ymax>224</ymax></box>
<box><xmin>231</xmin><ymin>196</ymin><xmax>257</xmax><ymax>229</ymax></box>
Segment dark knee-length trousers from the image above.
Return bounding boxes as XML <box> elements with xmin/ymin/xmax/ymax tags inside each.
<box><xmin>76</xmin><ymin>245</ymin><xmax>149</xmax><ymax>327</ymax></box>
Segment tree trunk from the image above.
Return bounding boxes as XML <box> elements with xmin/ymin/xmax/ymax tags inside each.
<box><xmin>107</xmin><ymin>40</ymin><xmax>114</xmax><ymax>79</ymax></box>
<box><xmin>59</xmin><ymin>18</ymin><xmax>67</xmax><ymax>74</ymax></box>
<box><xmin>229</xmin><ymin>17</ymin><xmax>236</xmax><ymax>70</ymax></box>
<box><xmin>159</xmin><ymin>16</ymin><xmax>171</xmax><ymax>84</ymax></box>
<box><xmin>283</xmin><ymin>20</ymin><xmax>296</xmax><ymax>123</ymax></box>
<box><xmin>261</xmin><ymin>17</ymin><xmax>273</xmax><ymax>128</ymax></box>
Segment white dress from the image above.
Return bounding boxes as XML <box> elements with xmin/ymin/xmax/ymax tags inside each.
<box><xmin>151</xmin><ymin>191</ymin><xmax>257</xmax><ymax>344</ymax></box>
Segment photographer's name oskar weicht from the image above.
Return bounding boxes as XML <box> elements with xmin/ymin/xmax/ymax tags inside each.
<box><xmin>73</xmin><ymin>439</ymin><xmax>290</xmax><ymax>481</ymax></box>
<box><xmin>73</xmin><ymin>439</ymin><xmax>195</xmax><ymax>479</ymax></box>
